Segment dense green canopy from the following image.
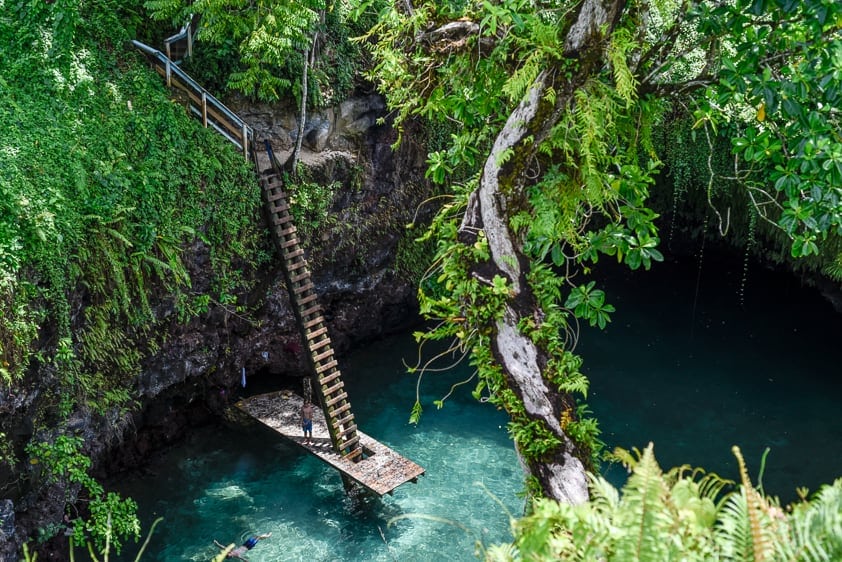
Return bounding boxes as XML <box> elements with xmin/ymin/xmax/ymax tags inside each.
<box><xmin>1</xmin><ymin>0</ymin><xmax>841</xmax><ymax>558</ymax></box>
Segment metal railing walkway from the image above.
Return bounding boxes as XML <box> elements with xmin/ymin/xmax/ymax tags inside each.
<box><xmin>131</xmin><ymin>40</ymin><xmax>253</xmax><ymax>158</ymax></box>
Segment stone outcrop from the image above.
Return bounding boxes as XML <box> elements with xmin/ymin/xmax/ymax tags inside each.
<box><xmin>232</xmin><ymin>94</ymin><xmax>387</xmax><ymax>155</ymax></box>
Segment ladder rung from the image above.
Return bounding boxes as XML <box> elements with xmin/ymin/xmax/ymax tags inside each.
<box><xmin>290</xmin><ymin>271</ymin><xmax>309</xmax><ymax>284</ymax></box>
<box><xmin>312</xmin><ymin>348</ymin><xmax>333</xmax><ymax>363</ymax></box>
<box><xmin>341</xmin><ymin>436</ymin><xmax>360</xmax><ymax>451</ymax></box>
<box><xmin>270</xmin><ymin>202</ymin><xmax>289</xmax><ymax>214</ymax></box>
<box><xmin>318</xmin><ymin>366</ymin><xmax>341</xmax><ymax>382</ymax></box>
<box><xmin>322</xmin><ymin>380</ymin><xmax>343</xmax><ymax>396</ymax></box>
<box><xmin>325</xmin><ymin>391</ymin><xmax>348</xmax><ymax>408</ymax></box>
<box><xmin>266</xmin><ymin>191</ymin><xmax>287</xmax><ymax>203</ymax></box>
<box><xmin>315</xmin><ymin>362</ymin><xmax>338</xmax><ymax>377</ymax></box>
<box><xmin>273</xmin><ymin>215</ymin><xmax>291</xmax><ymax>226</ymax></box>
<box><xmin>284</xmin><ymin>248</ymin><xmax>305</xmax><ymax>260</ymax></box>
<box><xmin>307</xmin><ymin>326</ymin><xmax>328</xmax><ymax>340</ymax></box>
<box><xmin>294</xmin><ymin>282</ymin><xmax>315</xmax><ymax>295</ymax></box>
<box><xmin>332</xmin><ymin>413</ymin><xmax>354</xmax><ymax>429</ymax></box>
<box><xmin>297</xmin><ymin>293</ymin><xmax>318</xmax><ymax>306</ymax></box>
<box><xmin>342</xmin><ymin>447</ymin><xmax>362</xmax><ymax>461</ymax></box>
<box><xmin>330</xmin><ymin>402</ymin><xmax>351</xmax><ymax>416</ymax></box>
<box><xmin>280</xmin><ymin>237</ymin><xmax>299</xmax><ymax>249</ymax></box>
<box><xmin>309</xmin><ymin>337</ymin><xmax>331</xmax><ymax>352</ymax></box>
<box><xmin>287</xmin><ymin>259</ymin><xmax>307</xmax><ymax>272</ymax></box>
<box><xmin>300</xmin><ymin>304</ymin><xmax>321</xmax><ymax>318</ymax></box>
<box><xmin>303</xmin><ymin>316</ymin><xmax>325</xmax><ymax>330</ymax></box>
<box><xmin>280</xmin><ymin>225</ymin><xmax>298</xmax><ymax>237</ymax></box>
<box><xmin>337</xmin><ymin>424</ymin><xmax>357</xmax><ymax>440</ymax></box>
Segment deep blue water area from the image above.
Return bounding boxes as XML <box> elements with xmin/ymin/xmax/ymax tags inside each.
<box><xmin>582</xmin><ymin>250</ymin><xmax>842</xmax><ymax>503</ymax></box>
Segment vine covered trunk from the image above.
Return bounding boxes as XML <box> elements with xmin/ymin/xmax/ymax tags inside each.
<box><xmin>457</xmin><ymin>72</ymin><xmax>591</xmax><ymax>503</ymax></box>
<box><xmin>451</xmin><ymin>0</ymin><xmax>625</xmax><ymax>502</ymax></box>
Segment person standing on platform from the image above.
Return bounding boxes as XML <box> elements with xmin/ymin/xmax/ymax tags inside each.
<box><xmin>301</xmin><ymin>400</ymin><xmax>314</xmax><ymax>445</ymax></box>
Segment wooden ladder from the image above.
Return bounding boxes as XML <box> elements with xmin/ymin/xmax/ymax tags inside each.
<box><xmin>260</xmin><ymin>173</ymin><xmax>363</xmax><ymax>462</ymax></box>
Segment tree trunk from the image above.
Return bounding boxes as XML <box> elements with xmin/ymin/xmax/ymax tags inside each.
<box><xmin>290</xmin><ymin>42</ymin><xmax>311</xmax><ymax>177</ymax></box>
<box><xmin>458</xmin><ymin>72</ymin><xmax>588</xmax><ymax>504</ymax></box>
<box><xmin>453</xmin><ymin>0</ymin><xmax>626</xmax><ymax>503</ymax></box>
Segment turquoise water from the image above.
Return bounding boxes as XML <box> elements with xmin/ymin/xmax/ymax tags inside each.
<box><xmin>110</xmin><ymin>335</ymin><xmax>524</xmax><ymax>562</ymax></box>
<box><xmin>583</xmin><ymin>253</ymin><xmax>842</xmax><ymax>504</ymax></box>
<box><xmin>108</xmin><ymin>252</ymin><xmax>842</xmax><ymax>560</ymax></box>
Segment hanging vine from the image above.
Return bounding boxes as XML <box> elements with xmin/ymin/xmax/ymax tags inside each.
<box><xmin>739</xmin><ymin>205</ymin><xmax>757</xmax><ymax>307</ymax></box>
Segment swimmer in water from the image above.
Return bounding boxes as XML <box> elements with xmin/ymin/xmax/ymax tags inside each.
<box><xmin>214</xmin><ymin>532</ymin><xmax>271</xmax><ymax>560</ymax></box>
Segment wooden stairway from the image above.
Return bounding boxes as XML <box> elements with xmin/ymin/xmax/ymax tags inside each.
<box><xmin>260</xmin><ymin>173</ymin><xmax>362</xmax><ymax>461</ymax></box>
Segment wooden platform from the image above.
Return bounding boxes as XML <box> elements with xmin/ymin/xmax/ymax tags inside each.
<box><xmin>236</xmin><ymin>391</ymin><xmax>425</xmax><ymax>496</ymax></box>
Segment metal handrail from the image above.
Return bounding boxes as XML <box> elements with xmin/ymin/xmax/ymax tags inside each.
<box><xmin>163</xmin><ymin>13</ymin><xmax>200</xmax><ymax>62</ymax></box>
<box><xmin>132</xmin><ymin>40</ymin><xmax>253</xmax><ymax>159</ymax></box>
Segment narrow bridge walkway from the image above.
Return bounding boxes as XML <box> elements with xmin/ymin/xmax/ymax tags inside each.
<box><xmin>132</xmin><ymin>39</ymin><xmax>424</xmax><ymax>495</ymax></box>
<box><xmin>238</xmin><ymin>391</ymin><xmax>425</xmax><ymax>496</ymax></box>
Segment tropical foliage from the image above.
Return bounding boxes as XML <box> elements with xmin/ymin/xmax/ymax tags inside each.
<box><xmin>2</xmin><ymin>0</ymin><xmax>841</xmax><ymax>558</ymax></box>
<box><xmin>146</xmin><ymin>0</ymin><xmax>367</xmax><ymax>106</ymax></box>
<box><xmin>27</xmin><ymin>436</ymin><xmax>140</xmax><ymax>554</ymax></box>
<box><xmin>0</xmin><ymin>0</ymin><xmax>264</xmax><ymax>393</ymax></box>
<box><xmin>701</xmin><ymin>1</ymin><xmax>842</xmax><ymax>260</ymax></box>
<box><xmin>2</xmin><ymin>0</ymin><xmax>266</xmax><ymax>554</ymax></box>
<box><xmin>486</xmin><ymin>444</ymin><xmax>842</xmax><ymax>562</ymax></box>
<box><xmin>353</xmin><ymin>0</ymin><xmax>842</xmax><ymax>499</ymax></box>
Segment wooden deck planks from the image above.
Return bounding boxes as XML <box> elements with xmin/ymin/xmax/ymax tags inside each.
<box><xmin>236</xmin><ymin>391</ymin><xmax>425</xmax><ymax>496</ymax></box>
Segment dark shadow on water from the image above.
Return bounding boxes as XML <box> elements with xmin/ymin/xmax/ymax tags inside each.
<box><xmin>582</xmin><ymin>251</ymin><xmax>842</xmax><ymax>504</ymax></box>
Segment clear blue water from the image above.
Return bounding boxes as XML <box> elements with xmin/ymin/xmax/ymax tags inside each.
<box><xmin>109</xmin><ymin>335</ymin><xmax>524</xmax><ymax>562</ymax></box>
<box><xmin>108</xmin><ymin>251</ymin><xmax>842</xmax><ymax>560</ymax></box>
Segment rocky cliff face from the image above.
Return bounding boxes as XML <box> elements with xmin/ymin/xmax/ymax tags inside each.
<box><xmin>1</xmin><ymin>94</ymin><xmax>434</xmax><ymax>559</ymax></box>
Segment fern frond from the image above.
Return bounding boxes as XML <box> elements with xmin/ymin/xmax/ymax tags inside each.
<box><xmin>557</xmin><ymin>371</ymin><xmax>589</xmax><ymax>395</ymax></box>
<box><xmin>503</xmin><ymin>53</ymin><xmax>541</xmax><ymax>103</ymax></box>
<box><xmin>716</xmin><ymin>446</ymin><xmax>780</xmax><ymax>561</ymax></box>
<box><xmin>512</xmin><ymin>498</ymin><xmax>572</xmax><ymax>559</ymax></box>
<box><xmin>613</xmin><ymin>443</ymin><xmax>672</xmax><ymax>560</ymax></box>
<box><xmin>607</xmin><ymin>27</ymin><xmax>639</xmax><ymax>105</ymax></box>
<box><xmin>484</xmin><ymin>542</ymin><xmax>520</xmax><ymax>562</ymax></box>
<box><xmin>821</xmin><ymin>252</ymin><xmax>842</xmax><ymax>281</ymax></box>
<box><xmin>718</xmin><ymin>490</ymin><xmax>754</xmax><ymax>561</ymax></box>
<box><xmin>587</xmin><ymin>473</ymin><xmax>620</xmax><ymax>514</ymax></box>
<box><xmin>776</xmin><ymin>479</ymin><xmax>842</xmax><ymax>562</ymax></box>
<box><xmin>696</xmin><ymin>471</ymin><xmax>735</xmax><ymax>508</ymax></box>
<box><xmin>608</xmin><ymin>445</ymin><xmax>646</xmax><ymax>472</ymax></box>
<box><xmin>734</xmin><ymin>445</ymin><xmax>776</xmax><ymax>561</ymax></box>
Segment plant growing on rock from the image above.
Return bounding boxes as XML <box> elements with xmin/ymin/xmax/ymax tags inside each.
<box><xmin>26</xmin><ymin>436</ymin><xmax>140</xmax><ymax>555</ymax></box>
